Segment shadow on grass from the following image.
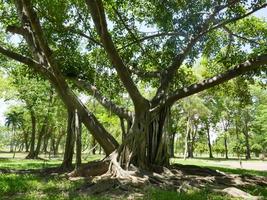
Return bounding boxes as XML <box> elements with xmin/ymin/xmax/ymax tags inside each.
<box><xmin>0</xmin><ymin>173</ymin><xmax>99</xmax><ymax>200</ymax></box>
<box><xmin>173</xmin><ymin>156</ymin><xmax>261</xmax><ymax>161</ymax></box>
<box><xmin>144</xmin><ymin>188</ymin><xmax>232</xmax><ymax>200</ymax></box>
<box><xmin>207</xmin><ymin>166</ymin><xmax>267</xmax><ymax>177</ymax></box>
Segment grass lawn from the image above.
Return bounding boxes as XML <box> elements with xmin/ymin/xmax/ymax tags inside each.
<box><xmin>0</xmin><ymin>155</ymin><xmax>266</xmax><ymax>199</ymax></box>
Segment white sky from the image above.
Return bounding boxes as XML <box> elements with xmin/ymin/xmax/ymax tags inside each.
<box><xmin>0</xmin><ymin>8</ymin><xmax>266</xmax><ymax>126</ymax></box>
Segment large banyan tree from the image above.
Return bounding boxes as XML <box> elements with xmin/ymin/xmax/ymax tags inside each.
<box><xmin>0</xmin><ymin>0</ymin><xmax>267</xmax><ymax>172</ymax></box>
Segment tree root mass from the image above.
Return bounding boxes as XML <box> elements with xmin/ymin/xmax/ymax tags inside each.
<box><xmin>69</xmin><ymin>160</ymin><xmax>267</xmax><ymax>199</ymax></box>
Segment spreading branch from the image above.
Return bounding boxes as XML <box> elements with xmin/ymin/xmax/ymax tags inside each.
<box><xmin>165</xmin><ymin>54</ymin><xmax>267</xmax><ymax>106</ymax></box>
<box><xmin>0</xmin><ymin>45</ymin><xmax>55</xmax><ymax>80</ymax></box>
<box><xmin>85</xmin><ymin>0</ymin><xmax>148</xmax><ymax>108</ymax></box>
<box><xmin>72</xmin><ymin>78</ymin><xmax>132</xmax><ymax>121</ymax></box>
<box><xmin>153</xmin><ymin>1</ymin><xmax>267</xmax><ymax>103</ymax></box>
<box><xmin>10</xmin><ymin>0</ymin><xmax>119</xmax><ymax>154</ymax></box>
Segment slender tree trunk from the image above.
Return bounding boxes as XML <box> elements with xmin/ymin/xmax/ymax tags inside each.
<box><xmin>75</xmin><ymin>110</ymin><xmax>82</xmax><ymax>168</ymax></box>
<box><xmin>91</xmin><ymin>137</ymin><xmax>97</xmax><ymax>155</ymax></box>
<box><xmin>243</xmin><ymin>118</ymin><xmax>251</xmax><ymax>160</ymax></box>
<box><xmin>42</xmin><ymin>133</ymin><xmax>49</xmax><ymax>153</ymax></box>
<box><xmin>206</xmin><ymin>124</ymin><xmax>213</xmax><ymax>158</ymax></box>
<box><xmin>51</xmin><ymin>138</ymin><xmax>56</xmax><ymax>156</ymax></box>
<box><xmin>33</xmin><ymin>129</ymin><xmax>45</xmax><ymax>158</ymax></box>
<box><xmin>55</xmin><ymin>131</ymin><xmax>64</xmax><ymax>155</ymax></box>
<box><xmin>26</xmin><ymin>109</ymin><xmax>36</xmax><ymax>159</ymax></box>
<box><xmin>61</xmin><ymin>109</ymin><xmax>76</xmax><ymax>169</ymax></box>
<box><xmin>187</xmin><ymin>130</ymin><xmax>194</xmax><ymax>158</ymax></box>
<box><xmin>184</xmin><ymin>116</ymin><xmax>190</xmax><ymax>160</ymax></box>
<box><xmin>22</xmin><ymin>128</ymin><xmax>29</xmax><ymax>152</ymax></box>
<box><xmin>170</xmin><ymin>132</ymin><xmax>175</xmax><ymax>158</ymax></box>
<box><xmin>224</xmin><ymin>135</ymin><xmax>228</xmax><ymax>159</ymax></box>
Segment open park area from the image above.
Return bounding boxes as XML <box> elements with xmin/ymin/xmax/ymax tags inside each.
<box><xmin>0</xmin><ymin>0</ymin><xmax>267</xmax><ymax>199</ymax></box>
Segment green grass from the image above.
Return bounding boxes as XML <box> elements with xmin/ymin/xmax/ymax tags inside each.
<box><xmin>143</xmin><ymin>188</ymin><xmax>240</xmax><ymax>200</ymax></box>
<box><xmin>0</xmin><ymin>158</ymin><xmax>61</xmax><ymax>170</ymax></box>
<box><xmin>0</xmin><ymin>173</ymin><xmax>107</xmax><ymax>200</ymax></box>
<box><xmin>172</xmin><ymin>158</ymin><xmax>267</xmax><ymax>177</ymax></box>
<box><xmin>0</xmin><ymin>155</ymin><xmax>266</xmax><ymax>199</ymax></box>
<box><xmin>0</xmin><ymin>173</ymin><xmax>240</xmax><ymax>200</ymax></box>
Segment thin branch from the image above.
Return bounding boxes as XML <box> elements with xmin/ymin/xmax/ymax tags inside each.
<box><xmin>165</xmin><ymin>53</ymin><xmax>267</xmax><ymax>106</ymax></box>
<box><xmin>128</xmin><ymin>65</ymin><xmax>161</xmax><ymax>78</ymax></box>
<box><xmin>120</xmin><ymin>32</ymin><xmax>187</xmax><ymax>50</ymax></box>
<box><xmin>222</xmin><ymin>25</ymin><xmax>260</xmax><ymax>45</ymax></box>
<box><xmin>72</xmin><ymin>78</ymin><xmax>132</xmax><ymax>121</ymax></box>
<box><xmin>207</xmin><ymin>3</ymin><xmax>267</xmax><ymax>35</ymax></box>
<box><xmin>62</xmin><ymin>26</ymin><xmax>103</xmax><ymax>47</ymax></box>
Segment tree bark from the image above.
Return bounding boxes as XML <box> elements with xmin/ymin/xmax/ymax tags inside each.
<box><xmin>243</xmin><ymin>122</ymin><xmax>251</xmax><ymax>160</ymax></box>
<box><xmin>224</xmin><ymin>135</ymin><xmax>229</xmax><ymax>159</ymax></box>
<box><xmin>61</xmin><ymin>109</ymin><xmax>76</xmax><ymax>169</ymax></box>
<box><xmin>75</xmin><ymin>110</ymin><xmax>82</xmax><ymax>168</ymax></box>
<box><xmin>184</xmin><ymin>116</ymin><xmax>191</xmax><ymax>160</ymax></box>
<box><xmin>170</xmin><ymin>132</ymin><xmax>175</xmax><ymax>158</ymax></box>
<box><xmin>119</xmin><ymin>106</ymin><xmax>171</xmax><ymax>169</ymax></box>
<box><xmin>206</xmin><ymin>123</ymin><xmax>213</xmax><ymax>158</ymax></box>
<box><xmin>26</xmin><ymin>109</ymin><xmax>36</xmax><ymax>159</ymax></box>
<box><xmin>54</xmin><ymin>130</ymin><xmax>64</xmax><ymax>155</ymax></box>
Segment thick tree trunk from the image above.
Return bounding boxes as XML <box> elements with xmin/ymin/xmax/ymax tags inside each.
<box><xmin>206</xmin><ymin>124</ymin><xmax>213</xmax><ymax>158</ymax></box>
<box><xmin>119</xmin><ymin>106</ymin><xmax>170</xmax><ymax>169</ymax></box>
<box><xmin>61</xmin><ymin>109</ymin><xmax>76</xmax><ymax>169</ymax></box>
<box><xmin>26</xmin><ymin>109</ymin><xmax>36</xmax><ymax>159</ymax></box>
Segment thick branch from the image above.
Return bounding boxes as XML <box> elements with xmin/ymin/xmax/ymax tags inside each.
<box><xmin>85</xmin><ymin>0</ymin><xmax>148</xmax><ymax>108</ymax></box>
<box><xmin>153</xmin><ymin>1</ymin><xmax>241</xmax><ymax>102</ymax></box>
<box><xmin>166</xmin><ymin>54</ymin><xmax>267</xmax><ymax>106</ymax></box>
<box><xmin>0</xmin><ymin>45</ymin><xmax>54</xmax><ymax>80</ymax></box>
<box><xmin>6</xmin><ymin>25</ymin><xmax>27</xmax><ymax>36</ymax></box>
<box><xmin>72</xmin><ymin>78</ymin><xmax>132</xmax><ymax>121</ymax></box>
<box><xmin>0</xmin><ymin>45</ymin><xmax>37</xmax><ymax>66</ymax></box>
<box><xmin>12</xmin><ymin>0</ymin><xmax>119</xmax><ymax>155</ymax></box>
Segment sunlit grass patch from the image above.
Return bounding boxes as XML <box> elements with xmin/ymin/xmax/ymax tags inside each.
<box><xmin>143</xmin><ymin>187</ymin><xmax>239</xmax><ymax>200</ymax></box>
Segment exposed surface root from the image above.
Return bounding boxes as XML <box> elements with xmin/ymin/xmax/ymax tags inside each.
<box><xmin>69</xmin><ymin>162</ymin><xmax>267</xmax><ymax>199</ymax></box>
<box><xmin>216</xmin><ymin>187</ymin><xmax>263</xmax><ymax>200</ymax></box>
